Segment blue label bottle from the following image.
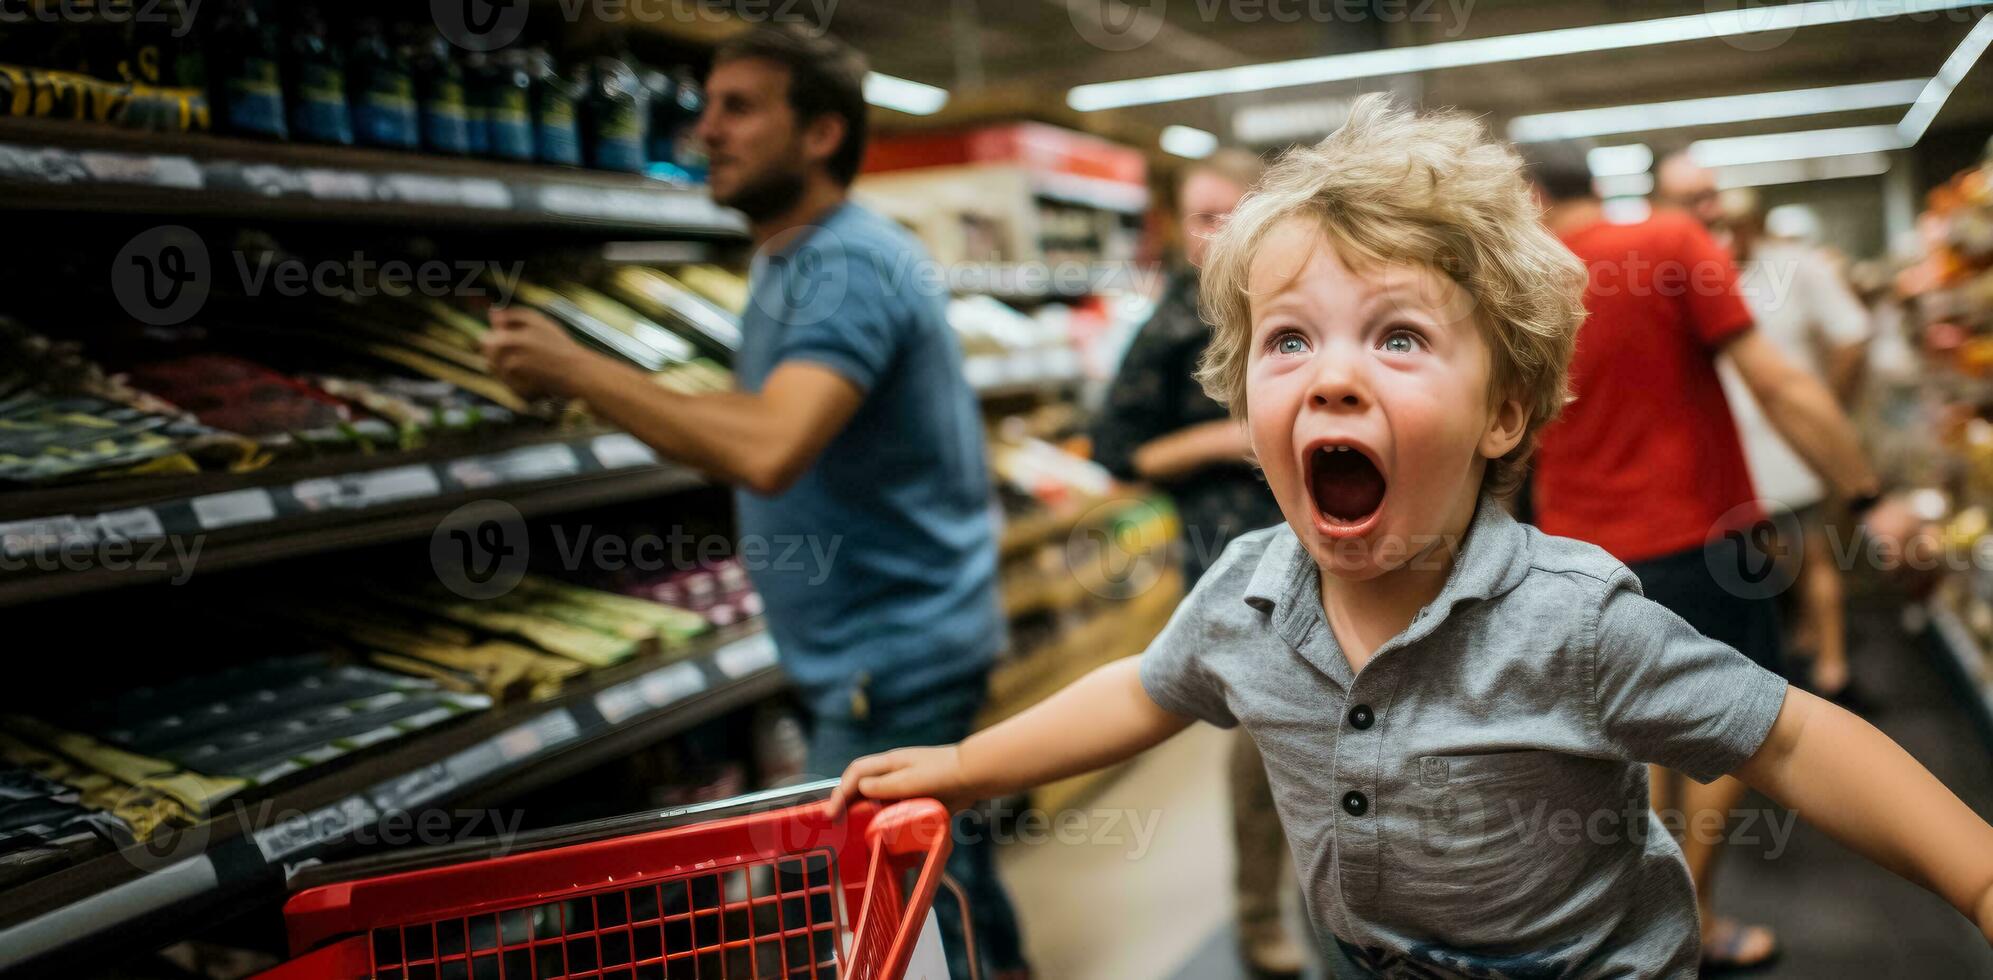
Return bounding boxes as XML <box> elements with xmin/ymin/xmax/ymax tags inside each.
<box><xmin>348</xmin><ymin>18</ymin><xmax>417</xmax><ymax>150</ymax></box>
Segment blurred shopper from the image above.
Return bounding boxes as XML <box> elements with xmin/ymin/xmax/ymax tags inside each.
<box><xmin>1717</xmin><ymin>190</ymin><xmax>1873</xmax><ymax>703</ymax></box>
<box><xmin>1655</xmin><ymin>150</ymin><xmax>1728</xmax><ymax>238</ymax></box>
<box><xmin>481</xmin><ymin>25</ymin><xmax>1027</xmax><ymax>980</ymax></box>
<box><xmin>1091</xmin><ymin>149</ymin><xmax>1305</xmax><ymax>979</ymax></box>
<box><xmin>1528</xmin><ymin>148</ymin><xmax>1883</xmax><ymax>972</ymax></box>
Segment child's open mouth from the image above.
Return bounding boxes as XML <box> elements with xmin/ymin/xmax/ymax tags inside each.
<box><xmin>1309</xmin><ymin>444</ymin><xmax>1387</xmax><ymax>529</ymax></box>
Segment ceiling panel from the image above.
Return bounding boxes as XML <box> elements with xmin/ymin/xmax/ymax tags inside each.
<box><xmin>803</xmin><ymin>0</ymin><xmax>1992</xmax><ymax>163</ymax></box>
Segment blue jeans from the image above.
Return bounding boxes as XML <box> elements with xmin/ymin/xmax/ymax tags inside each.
<box><xmin>805</xmin><ymin>682</ymin><xmax>1027</xmax><ymax>978</ymax></box>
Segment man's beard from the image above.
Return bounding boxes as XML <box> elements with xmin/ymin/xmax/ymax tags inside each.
<box><xmin>717</xmin><ymin>162</ymin><xmax>810</xmax><ymax>223</ymax></box>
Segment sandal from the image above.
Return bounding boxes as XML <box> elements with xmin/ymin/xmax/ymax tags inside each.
<box><xmin>1700</xmin><ymin>917</ymin><xmax>1782</xmax><ymax>974</ymax></box>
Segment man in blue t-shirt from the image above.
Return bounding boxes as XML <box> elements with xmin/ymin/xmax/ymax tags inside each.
<box><xmin>481</xmin><ymin>24</ymin><xmax>1024</xmax><ymax>980</ymax></box>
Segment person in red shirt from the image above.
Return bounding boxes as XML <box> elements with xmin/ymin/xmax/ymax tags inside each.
<box><xmin>1528</xmin><ymin>149</ymin><xmax>1882</xmax><ymax>971</ymax></box>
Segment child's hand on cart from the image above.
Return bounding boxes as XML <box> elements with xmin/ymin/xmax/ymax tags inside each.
<box><xmin>827</xmin><ymin>744</ymin><xmax>981</xmax><ymax>817</ymax></box>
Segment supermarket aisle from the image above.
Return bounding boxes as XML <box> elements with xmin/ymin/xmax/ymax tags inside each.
<box><xmin>1001</xmin><ymin>602</ymin><xmax>1993</xmax><ymax>980</ymax></box>
<box><xmin>998</xmin><ymin>722</ymin><xmax>1243</xmax><ymax>979</ymax></box>
<box><xmin>1713</xmin><ymin>601</ymin><xmax>1993</xmax><ymax>979</ymax></box>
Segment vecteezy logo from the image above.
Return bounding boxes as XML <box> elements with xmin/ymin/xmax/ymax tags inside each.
<box><xmin>432</xmin><ymin>0</ymin><xmax>529</xmax><ymax>52</ymax></box>
<box><xmin>1706</xmin><ymin>501</ymin><xmax>1801</xmax><ymax>601</ymax></box>
<box><xmin>455</xmin><ymin>522</ymin><xmax>516</xmax><ymax>584</ymax></box>
<box><xmin>112</xmin><ymin>225</ymin><xmax>210</xmax><ymax>326</ymax></box>
<box><xmin>112</xmin><ymin>776</ymin><xmax>213</xmax><ymax>875</ymax></box>
<box><xmin>1067</xmin><ymin>498</ymin><xmax>1168</xmax><ymax>600</ymax></box>
<box><xmin>431</xmin><ymin>500</ymin><xmax>529</xmax><ymax>599</ymax></box>
<box><xmin>751</xmin><ymin>226</ymin><xmax>849</xmax><ymax>328</ymax></box>
<box><xmin>1703</xmin><ymin>0</ymin><xmax>1800</xmax><ymax>53</ymax></box>
<box><xmin>1725</xmin><ymin>522</ymin><xmax>1780</xmax><ymax>586</ymax></box>
<box><xmin>1068</xmin><ymin>0</ymin><xmax>1168</xmax><ymax>52</ymax></box>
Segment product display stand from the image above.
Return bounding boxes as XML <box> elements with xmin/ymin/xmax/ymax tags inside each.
<box><xmin>1923</xmin><ymin>596</ymin><xmax>1993</xmax><ymax>749</ymax></box>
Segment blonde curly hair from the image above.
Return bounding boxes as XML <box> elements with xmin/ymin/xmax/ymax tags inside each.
<box><xmin>1195</xmin><ymin>94</ymin><xmax>1589</xmax><ymax>498</ymax></box>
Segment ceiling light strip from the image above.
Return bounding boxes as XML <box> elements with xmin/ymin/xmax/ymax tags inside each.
<box><xmin>1899</xmin><ymin>13</ymin><xmax>1993</xmax><ymax>142</ymax></box>
<box><xmin>1067</xmin><ymin>0</ymin><xmax>1984</xmax><ymax>112</ymax></box>
<box><xmin>1509</xmin><ymin>78</ymin><xmax>1928</xmax><ymax>142</ymax></box>
<box><xmin>1714</xmin><ymin>152</ymin><xmax>1894</xmax><ymax>189</ymax></box>
<box><xmin>865</xmin><ymin>72</ymin><xmax>949</xmax><ymax>116</ymax></box>
<box><xmin>1689</xmin><ymin>124</ymin><xmax>1906</xmax><ymax>169</ymax></box>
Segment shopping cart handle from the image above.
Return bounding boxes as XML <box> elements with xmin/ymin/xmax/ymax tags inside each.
<box><xmin>864</xmin><ymin>798</ymin><xmax>951</xmax><ymax>858</ymax></box>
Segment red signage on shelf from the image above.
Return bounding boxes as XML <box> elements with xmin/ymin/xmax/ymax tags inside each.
<box><xmin>864</xmin><ymin>121</ymin><xmax>1146</xmax><ymax>187</ymax></box>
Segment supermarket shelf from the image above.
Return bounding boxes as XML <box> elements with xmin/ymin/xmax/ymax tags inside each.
<box><xmin>952</xmin><ymin>262</ymin><xmax>1142</xmax><ymax>302</ymax></box>
<box><xmin>1031</xmin><ymin>172</ymin><xmax>1149</xmax><ymax>215</ymax></box>
<box><xmin>1002</xmin><ymin>572</ymin><xmax>1092</xmax><ymax>620</ymax></box>
<box><xmin>0</xmin><ymin>118</ymin><xmax>747</xmax><ymax>239</ymax></box>
<box><xmin>965</xmin><ymin>350</ymin><xmax>1085</xmax><ymax>401</ymax></box>
<box><xmin>0</xmin><ymin>431</ymin><xmax>709</xmax><ymax>607</ymax></box>
<box><xmin>975</xmin><ymin>376</ymin><xmax>1084</xmax><ymax>403</ymax></box>
<box><xmin>0</xmin><ymin>626</ymin><xmax>787</xmax><ymax>978</ymax></box>
<box><xmin>1923</xmin><ymin>598</ymin><xmax>1993</xmax><ymax>749</ymax></box>
<box><xmin>998</xmin><ymin>492</ymin><xmax>1150</xmax><ymax>560</ymax></box>
<box><xmin>983</xmin><ymin>568</ymin><xmax>1183</xmax><ymax>814</ymax></box>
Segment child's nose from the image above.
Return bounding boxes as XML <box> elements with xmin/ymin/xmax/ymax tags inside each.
<box><xmin>1306</xmin><ymin>359</ymin><xmax>1369</xmax><ymax>411</ymax></box>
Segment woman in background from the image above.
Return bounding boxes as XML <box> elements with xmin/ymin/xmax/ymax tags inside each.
<box><xmin>1091</xmin><ymin>149</ymin><xmax>1303</xmax><ymax>978</ymax></box>
<box><xmin>1718</xmin><ymin>193</ymin><xmax>1874</xmax><ymax>704</ymax></box>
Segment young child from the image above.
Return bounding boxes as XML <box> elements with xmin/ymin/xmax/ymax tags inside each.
<box><xmin>830</xmin><ymin>96</ymin><xmax>1993</xmax><ymax>976</ymax></box>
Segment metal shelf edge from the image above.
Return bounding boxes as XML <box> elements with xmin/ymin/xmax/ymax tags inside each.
<box><xmin>0</xmin><ymin>437</ymin><xmax>710</xmax><ymax>607</ymax></box>
<box><xmin>1922</xmin><ymin>598</ymin><xmax>1993</xmax><ymax>745</ymax></box>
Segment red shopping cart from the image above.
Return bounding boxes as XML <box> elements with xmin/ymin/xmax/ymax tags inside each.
<box><xmin>252</xmin><ymin>785</ymin><xmax>953</xmax><ymax>980</ymax></box>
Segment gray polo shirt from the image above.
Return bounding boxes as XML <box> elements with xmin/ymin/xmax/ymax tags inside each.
<box><xmin>1141</xmin><ymin>496</ymin><xmax>1790</xmax><ymax>978</ymax></box>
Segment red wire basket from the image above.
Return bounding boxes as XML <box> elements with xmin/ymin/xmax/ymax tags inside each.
<box><xmin>252</xmin><ymin>797</ymin><xmax>953</xmax><ymax>980</ymax></box>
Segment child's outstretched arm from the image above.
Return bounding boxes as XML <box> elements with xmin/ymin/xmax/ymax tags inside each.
<box><xmin>1734</xmin><ymin>687</ymin><xmax>1993</xmax><ymax>939</ymax></box>
<box><xmin>827</xmin><ymin>656</ymin><xmax>1192</xmax><ymax>814</ymax></box>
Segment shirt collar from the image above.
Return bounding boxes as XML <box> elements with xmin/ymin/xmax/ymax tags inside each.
<box><xmin>1243</xmin><ymin>495</ymin><xmax>1533</xmax><ymax>657</ymax></box>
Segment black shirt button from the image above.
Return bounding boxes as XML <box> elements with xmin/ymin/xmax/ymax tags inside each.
<box><xmin>1348</xmin><ymin>704</ymin><xmax>1374</xmax><ymax>730</ymax></box>
<box><xmin>1342</xmin><ymin>790</ymin><xmax>1368</xmax><ymax>816</ymax></box>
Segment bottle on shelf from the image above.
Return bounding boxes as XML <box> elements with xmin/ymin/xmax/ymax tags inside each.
<box><xmin>643</xmin><ymin>67</ymin><xmax>708</xmax><ymax>184</ymax></box>
<box><xmin>479</xmin><ymin>49</ymin><xmax>537</xmax><ymax>163</ymax></box>
<box><xmin>119</xmin><ymin>3</ymin><xmax>210</xmax><ymax>132</ymax></box>
<box><xmin>460</xmin><ymin>50</ymin><xmax>494</xmax><ymax>158</ymax></box>
<box><xmin>527</xmin><ymin>47</ymin><xmax>583</xmax><ymax>167</ymax></box>
<box><xmin>409</xmin><ymin>26</ymin><xmax>471</xmax><ymax>157</ymax></box>
<box><xmin>284</xmin><ymin>4</ymin><xmax>352</xmax><ymax>146</ymax></box>
<box><xmin>205</xmin><ymin>0</ymin><xmax>288</xmax><ymax>140</ymax></box>
<box><xmin>584</xmin><ymin>48</ymin><xmax>648</xmax><ymax>174</ymax></box>
<box><xmin>347</xmin><ymin>17</ymin><xmax>418</xmax><ymax>150</ymax></box>
<box><xmin>121</xmin><ymin>2</ymin><xmax>205</xmax><ymax>88</ymax></box>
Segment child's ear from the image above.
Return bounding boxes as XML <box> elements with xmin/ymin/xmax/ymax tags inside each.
<box><xmin>1479</xmin><ymin>395</ymin><xmax>1528</xmax><ymax>460</ymax></box>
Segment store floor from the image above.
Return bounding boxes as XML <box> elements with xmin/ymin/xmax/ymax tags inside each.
<box><xmin>997</xmin><ymin>602</ymin><xmax>1993</xmax><ymax>979</ymax></box>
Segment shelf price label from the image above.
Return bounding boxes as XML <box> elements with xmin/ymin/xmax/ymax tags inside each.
<box><xmin>0</xmin><ymin>144</ymin><xmax>89</xmax><ymax>183</ymax></box>
<box><xmin>596</xmin><ymin>661</ymin><xmax>706</xmax><ymax>724</ymax></box>
<box><xmin>449</xmin><ymin>444</ymin><xmax>581</xmax><ymax>489</ymax></box>
<box><xmin>95</xmin><ymin>507</ymin><xmax>166</xmax><ymax>541</ymax></box>
<box><xmin>591</xmin><ymin>433</ymin><xmax>659</xmax><ymax>469</ymax></box>
<box><xmin>252</xmin><ymin>795</ymin><xmax>381</xmax><ymax>864</ymax></box>
<box><xmin>78</xmin><ymin>151</ymin><xmax>201</xmax><ymax>189</ymax></box>
<box><xmin>300</xmin><ymin>168</ymin><xmax>375</xmax><ymax>201</ymax></box>
<box><xmin>0</xmin><ymin>516</ymin><xmax>96</xmax><ymax>558</ymax></box>
<box><xmin>714</xmin><ymin>633</ymin><xmax>778</xmax><ymax>679</ymax></box>
<box><xmin>382</xmin><ymin>174</ymin><xmax>513</xmax><ymax>209</ymax></box>
<box><xmin>191</xmin><ymin>488</ymin><xmax>278</xmax><ymax>530</ymax></box>
<box><xmin>294</xmin><ymin>465</ymin><xmax>443</xmax><ymax>511</ymax></box>
<box><xmin>494</xmin><ymin>710</ymin><xmax>582</xmax><ymax>763</ymax></box>
<box><xmin>370</xmin><ymin>763</ymin><xmax>459</xmax><ymax>813</ymax></box>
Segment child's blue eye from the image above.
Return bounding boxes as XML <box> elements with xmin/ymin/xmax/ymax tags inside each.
<box><xmin>1381</xmin><ymin>331</ymin><xmax>1420</xmax><ymax>353</ymax></box>
<box><xmin>1275</xmin><ymin>334</ymin><xmax>1309</xmax><ymax>355</ymax></box>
